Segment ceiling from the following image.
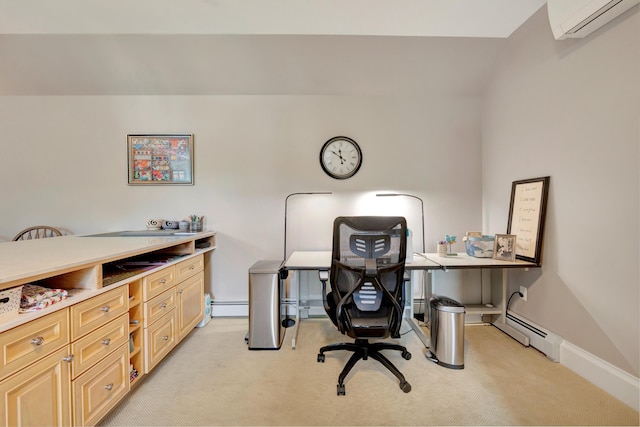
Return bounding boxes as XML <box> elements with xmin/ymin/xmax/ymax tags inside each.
<box><xmin>0</xmin><ymin>0</ymin><xmax>547</xmax><ymax>96</ymax></box>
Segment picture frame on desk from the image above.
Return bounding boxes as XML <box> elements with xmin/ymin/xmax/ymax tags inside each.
<box><xmin>506</xmin><ymin>176</ymin><xmax>550</xmax><ymax>265</ymax></box>
<box><xmin>493</xmin><ymin>234</ymin><xmax>517</xmax><ymax>262</ymax></box>
<box><xmin>127</xmin><ymin>134</ymin><xmax>194</xmax><ymax>185</ymax></box>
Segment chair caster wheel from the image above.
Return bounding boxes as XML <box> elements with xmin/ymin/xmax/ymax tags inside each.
<box><xmin>337</xmin><ymin>384</ymin><xmax>346</xmax><ymax>396</ymax></box>
<box><xmin>317</xmin><ymin>353</ymin><xmax>325</xmax><ymax>363</ymax></box>
<box><xmin>400</xmin><ymin>381</ymin><xmax>411</xmax><ymax>393</ymax></box>
<box><xmin>402</xmin><ymin>351</ymin><xmax>412</xmax><ymax>360</ymax></box>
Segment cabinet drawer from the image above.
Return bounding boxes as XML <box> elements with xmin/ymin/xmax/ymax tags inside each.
<box><xmin>70</xmin><ymin>313</ymin><xmax>129</xmax><ymax>379</ymax></box>
<box><xmin>71</xmin><ymin>287</ymin><xmax>128</xmax><ymax>341</ymax></box>
<box><xmin>0</xmin><ymin>309</ymin><xmax>69</xmax><ymax>381</ymax></box>
<box><xmin>0</xmin><ymin>346</ymin><xmax>72</xmax><ymax>427</ymax></box>
<box><xmin>72</xmin><ymin>342</ymin><xmax>129</xmax><ymax>427</ymax></box>
<box><xmin>175</xmin><ymin>254</ymin><xmax>204</xmax><ymax>282</ymax></box>
<box><xmin>144</xmin><ymin>309</ymin><xmax>176</xmax><ymax>373</ymax></box>
<box><xmin>142</xmin><ymin>267</ymin><xmax>175</xmax><ymax>301</ymax></box>
<box><xmin>143</xmin><ymin>288</ymin><xmax>176</xmax><ymax>328</ymax></box>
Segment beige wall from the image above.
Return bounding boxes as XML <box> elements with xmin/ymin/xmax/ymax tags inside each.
<box><xmin>482</xmin><ymin>6</ymin><xmax>639</xmax><ymax>376</ymax></box>
<box><xmin>0</xmin><ymin>95</ymin><xmax>483</xmax><ymax>302</ymax></box>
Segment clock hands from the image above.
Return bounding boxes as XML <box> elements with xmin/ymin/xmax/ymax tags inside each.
<box><xmin>331</xmin><ymin>149</ymin><xmax>346</xmax><ymax>164</ymax></box>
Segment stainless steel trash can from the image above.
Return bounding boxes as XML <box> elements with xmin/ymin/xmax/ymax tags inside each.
<box><xmin>248</xmin><ymin>260</ymin><xmax>285</xmax><ymax>350</ymax></box>
<box><xmin>427</xmin><ymin>296</ymin><xmax>465</xmax><ymax>369</ymax></box>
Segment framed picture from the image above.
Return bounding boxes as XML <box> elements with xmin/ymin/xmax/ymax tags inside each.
<box><xmin>506</xmin><ymin>176</ymin><xmax>550</xmax><ymax>265</ymax></box>
<box><xmin>127</xmin><ymin>134</ymin><xmax>194</xmax><ymax>185</ymax></box>
<box><xmin>493</xmin><ymin>234</ymin><xmax>517</xmax><ymax>262</ymax></box>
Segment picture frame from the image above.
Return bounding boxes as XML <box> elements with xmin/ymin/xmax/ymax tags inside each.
<box><xmin>127</xmin><ymin>134</ymin><xmax>194</xmax><ymax>185</ymax></box>
<box><xmin>506</xmin><ymin>176</ymin><xmax>550</xmax><ymax>265</ymax></box>
<box><xmin>493</xmin><ymin>234</ymin><xmax>517</xmax><ymax>262</ymax></box>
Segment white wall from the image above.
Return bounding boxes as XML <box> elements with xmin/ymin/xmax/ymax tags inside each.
<box><xmin>0</xmin><ymin>94</ymin><xmax>483</xmax><ymax>303</ymax></box>
<box><xmin>482</xmin><ymin>6</ymin><xmax>639</xmax><ymax>377</ymax></box>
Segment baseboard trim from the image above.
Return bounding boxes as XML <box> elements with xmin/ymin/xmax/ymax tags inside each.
<box><xmin>560</xmin><ymin>340</ymin><xmax>639</xmax><ymax>411</ymax></box>
<box><xmin>211</xmin><ymin>300</ymin><xmax>247</xmax><ymax>317</ymax></box>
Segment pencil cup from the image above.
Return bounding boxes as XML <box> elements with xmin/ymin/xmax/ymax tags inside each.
<box><xmin>190</xmin><ymin>221</ymin><xmax>203</xmax><ymax>232</ymax></box>
<box><xmin>437</xmin><ymin>243</ymin><xmax>447</xmax><ymax>257</ymax></box>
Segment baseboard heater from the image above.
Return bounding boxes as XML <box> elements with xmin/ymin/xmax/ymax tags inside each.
<box><xmin>506</xmin><ymin>311</ymin><xmax>563</xmax><ymax>362</ymax></box>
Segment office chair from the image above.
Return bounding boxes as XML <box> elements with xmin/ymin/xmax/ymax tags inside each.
<box><xmin>12</xmin><ymin>226</ymin><xmax>63</xmax><ymax>241</ymax></box>
<box><xmin>317</xmin><ymin>216</ymin><xmax>412</xmax><ymax>395</ymax></box>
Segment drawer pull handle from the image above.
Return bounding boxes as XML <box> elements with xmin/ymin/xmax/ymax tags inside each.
<box><xmin>101</xmin><ymin>306</ymin><xmax>110</xmax><ymax>312</ymax></box>
<box><xmin>104</xmin><ymin>383</ymin><xmax>114</xmax><ymax>391</ymax></box>
<box><xmin>30</xmin><ymin>336</ymin><xmax>44</xmax><ymax>346</ymax></box>
<box><xmin>162</xmin><ymin>335</ymin><xmax>169</xmax><ymax>340</ymax></box>
<box><xmin>102</xmin><ymin>338</ymin><xmax>111</xmax><ymax>346</ymax></box>
<box><xmin>189</xmin><ymin>265</ymin><xmax>195</xmax><ymax>270</ymax></box>
<box><xmin>160</xmin><ymin>303</ymin><xmax>167</xmax><ymax>308</ymax></box>
<box><xmin>160</xmin><ymin>279</ymin><xmax>166</xmax><ymax>284</ymax></box>
<box><xmin>63</xmin><ymin>355</ymin><xmax>74</xmax><ymax>362</ymax></box>
<box><xmin>178</xmin><ymin>289</ymin><xmax>183</xmax><ymax>294</ymax></box>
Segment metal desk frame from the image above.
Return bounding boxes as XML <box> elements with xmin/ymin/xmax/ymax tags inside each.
<box><xmin>283</xmin><ymin>251</ymin><xmax>538</xmax><ymax>349</ymax></box>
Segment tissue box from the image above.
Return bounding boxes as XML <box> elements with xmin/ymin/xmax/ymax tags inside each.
<box><xmin>464</xmin><ymin>235</ymin><xmax>495</xmax><ymax>258</ymax></box>
<box><xmin>0</xmin><ymin>285</ymin><xmax>23</xmax><ymax>316</ymax></box>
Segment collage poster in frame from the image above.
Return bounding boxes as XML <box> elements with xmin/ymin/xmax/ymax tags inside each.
<box><xmin>128</xmin><ymin>134</ymin><xmax>194</xmax><ymax>185</ymax></box>
<box><xmin>506</xmin><ymin>176</ymin><xmax>550</xmax><ymax>265</ymax></box>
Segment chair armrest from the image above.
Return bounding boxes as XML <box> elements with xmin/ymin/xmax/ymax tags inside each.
<box><xmin>318</xmin><ymin>269</ymin><xmax>331</xmax><ymax>313</ymax></box>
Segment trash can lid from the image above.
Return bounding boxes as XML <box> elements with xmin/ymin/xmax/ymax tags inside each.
<box><xmin>249</xmin><ymin>260</ymin><xmax>284</xmax><ymax>273</ymax></box>
<box><xmin>431</xmin><ymin>296</ymin><xmax>465</xmax><ymax>313</ymax></box>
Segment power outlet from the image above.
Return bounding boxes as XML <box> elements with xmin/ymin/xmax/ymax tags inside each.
<box><xmin>520</xmin><ymin>286</ymin><xmax>528</xmax><ymax>302</ymax></box>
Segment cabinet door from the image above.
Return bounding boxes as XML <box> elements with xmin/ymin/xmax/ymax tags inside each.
<box><xmin>0</xmin><ymin>346</ymin><xmax>72</xmax><ymax>427</ymax></box>
<box><xmin>72</xmin><ymin>343</ymin><xmax>129</xmax><ymax>427</ymax></box>
<box><xmin>144</xmin><ymin>309</ymin><xmax>176</xmax><ymax>373</ymax></box>
<box><xmin>176</xmin><ymin>272</ymin><xmax>204</xmax><ymax>342</ymax></box>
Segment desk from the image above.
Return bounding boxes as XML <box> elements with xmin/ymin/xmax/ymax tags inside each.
<box><xmin>283</xmin><ymin>251</ymin><xmax>539</xmax><ymax>349</ymax></box>
<box><xmin>422</xmin><ymin>252</ymin><xmax>538</xmax><ymax>346</ymax></box>
<box><xmin>283</xmin><ymin>251</ymin><xmax>440</xmax><ymax>349</ymax></box>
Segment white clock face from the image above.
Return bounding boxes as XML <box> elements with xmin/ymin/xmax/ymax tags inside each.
<box><xmin>320</xmin><ymin>136</ymin><xmax>362</xmax><ymax>180</ymax></box>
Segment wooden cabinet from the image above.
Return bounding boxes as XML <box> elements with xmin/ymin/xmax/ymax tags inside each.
<box><xmin>0</xmin><ymin>234</ymin><xmax>214</xmax><ymax>427</ymax></box>
<box><xmin>0</xmin><ymin>346</ymin><xmax>72</xmax><ymax>427</ymax></box>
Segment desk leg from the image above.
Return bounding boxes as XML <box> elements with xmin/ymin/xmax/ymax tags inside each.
<box><xmin>291</xmin><ymin>272</ymin><xmax>300</xmax><ymax>349</ymax></box>
<box><xmin>407</xmin><ymin>270</ymin><xmax>430</xmax><ymax>348</ymax></box>
<box><xmin>491</xmin><ymin>269</ymin><xmax>530</xmax><ymax>346</ymax></box>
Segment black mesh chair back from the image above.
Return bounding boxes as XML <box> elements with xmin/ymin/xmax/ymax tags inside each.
<box><xmin>318</xmin><ymin>216</ymin><xmax>412</xmax><ymax>395</ymax></box>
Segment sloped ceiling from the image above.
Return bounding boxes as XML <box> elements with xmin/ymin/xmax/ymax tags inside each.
<box><xmin>0</xmin><ymin>0</ymin><xmax>546</xmax><ymax>96</ymax></box>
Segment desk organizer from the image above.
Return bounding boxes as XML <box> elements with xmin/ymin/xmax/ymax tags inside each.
<box><xmin>464</xmin><ymin>235</ymin><xmax>495</xmax><ymax>258</ymax></box>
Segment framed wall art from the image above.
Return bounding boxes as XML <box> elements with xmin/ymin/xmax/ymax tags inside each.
<box><xmin>128</xmin><ymin>134</ymin><xmax>194</xmax><ymax>185</ymax></box>
<box><xmin>506</xmin><ymin>176</ymin><xmax>550</xmax><ymax>265</ymax></box>
<box><xmin>493</xmin><ymin>234</ymin><xmax>517</xmax><ymax>262</ymax></box>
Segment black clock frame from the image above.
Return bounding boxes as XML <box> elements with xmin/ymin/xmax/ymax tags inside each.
<box><xmin>319</xmin><ymin>136</ymin><xmax>363</xmax><ymax>180</ymax></box>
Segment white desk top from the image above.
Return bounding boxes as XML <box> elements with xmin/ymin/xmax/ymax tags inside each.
<box><xmin>422</xmin><ymin>252</ymin><xmax>538</xmax><ymax>269</ymax></box>
<box><xmin>284</xmin><ymin>250</ymin><xmax>539</xmax><ymax>271</ymax></box>
<box><xmin>284</xmin><ymin>251</ymin><xmax>441</xmax><ymax>270</ymax></box>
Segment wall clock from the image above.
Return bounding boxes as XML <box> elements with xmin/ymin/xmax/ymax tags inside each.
<box><xmin>319</xmin><ymin>136</ymin><xmax>363</xmax><ymax>180</ymax></box>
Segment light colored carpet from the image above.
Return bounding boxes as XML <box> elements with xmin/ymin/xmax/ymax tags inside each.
<box><xmin>99</xmin><ymin>318</ymin><xmax>639</xmax><ymax>426</ymax></box>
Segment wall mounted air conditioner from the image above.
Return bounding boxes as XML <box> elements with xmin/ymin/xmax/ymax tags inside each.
<box><xmin>548</xmin><ymin>0</ymin><xmax>639</xmax><ymax>40</ymax></box>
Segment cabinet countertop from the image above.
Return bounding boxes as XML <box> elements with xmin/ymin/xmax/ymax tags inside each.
<box><xmin>0</xmin><ymin>231</ymin><xmax>216</xmax><ymax>287</ymax></box>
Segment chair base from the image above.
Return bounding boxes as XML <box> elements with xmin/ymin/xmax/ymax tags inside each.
<box><xmin>317</xmin><ymin>338</ymin><xmax>412</xmax><ymax>395</ymax></box>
